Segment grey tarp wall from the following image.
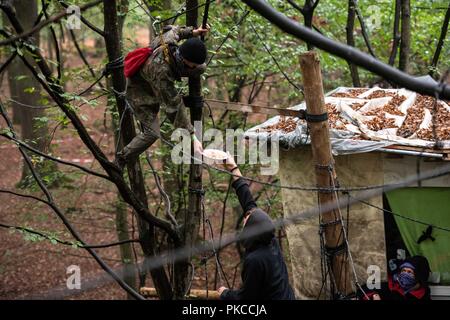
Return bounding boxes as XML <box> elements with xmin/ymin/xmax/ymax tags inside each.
<box><xmin>279</xmin><ymin>147</ymin><xmax>387</xmax><ymax>299</ymax></box>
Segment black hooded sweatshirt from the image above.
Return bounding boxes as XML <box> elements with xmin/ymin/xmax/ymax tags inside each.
<box><xmin>220</xmin><ymin>177</ymin><xmax>296</xmax><ymax>300</ymax></box>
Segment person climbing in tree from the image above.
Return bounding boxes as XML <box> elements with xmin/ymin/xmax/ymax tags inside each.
<box><xmin>216</xmin><ymin>154</ymin><xmax>296</xmax><ymax>300</ymax></box>
<box><xmin>114</xmin><ymin>24</ymin><xmax>210</xmax><ymax>171</ymax></box>
<box><xmin>359</xmin><ymin>255</ymin><xmax>431</xmax><ymax>300</ymax></box>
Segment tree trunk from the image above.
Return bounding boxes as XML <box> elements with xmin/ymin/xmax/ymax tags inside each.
<box><xmin>9</xmin><ymin>0</ymin><xmax>53</xmax><ymax>185</ymax></box>
<box><xmin>388</xmin><ymin>0</ymin><xmax>401</xmax><ymax>66</ymax></box>
<box><xmin>6</xmin><ymin>57</ymin><xmax>21</xmax><ymax>124</ymax></box>
<box><xmin>174</xmin><ymin>0</ymin><xmax>203</xmax><ymax>299</ymax></box>
<box><xmin>115</xmin><ymin>196</ymin><xmax>137</xmax><ymax>300</ymax></box>
<box><xmin>429</xmin><ymin>2</ymin><xmax>450</xmax><ymax>77</ymax></box>
<box><xmin>103</xmin><ymin>0</ymin><xmax>173</xmax><ymax>300</ymax></box>
<box><xmin>105</xmin><ymin>69</ymin><xmax>139</xmax><ymax>299</ymax></box>
<box><xmin>346</xmin><ymin>0</ymin><xmax>361</xmax><ymax>87</ymax></box>
<box><xmin>2</xmin><ymin>11</ymin><xmax>20</xmax><ymax>124</ymax></box>
<box><xmin>46</xmin><ymin>27</ymin><xmax>55</xmax><ymax>73</ymax></box>
<box><xmin>399</xmin><ymin>0</ymin><xmax>411</xmax><ymax>72</ymax></box>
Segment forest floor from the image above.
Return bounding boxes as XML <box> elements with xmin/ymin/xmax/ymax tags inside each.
<box><xmin>0</xmin><ymin>29</ymin><xmax>289</xmax><ymax>300</ymax></box>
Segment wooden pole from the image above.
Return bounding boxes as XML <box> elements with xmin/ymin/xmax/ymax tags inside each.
<box><xmin>174</xmin><ymin>0</ymin><xmax>203</xmax><ymax>299</ymax></box>
<box><xmin>299</xmin><ymin>51</ymin><xmax>353</xmax><ymax>298</ymax></box>
<box><xmin>141</xmin><ymin>287</ymin><xmax>220</xmax><ymax>300</ymax></box>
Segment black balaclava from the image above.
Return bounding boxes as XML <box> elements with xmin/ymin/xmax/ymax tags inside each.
<box><xmin>240</xmin><ymin>209</ymin><xmax>275</xmax><ymax>252</ymax></box>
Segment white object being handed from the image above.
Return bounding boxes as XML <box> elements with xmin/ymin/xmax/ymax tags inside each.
<box><xmin>201</xmin><ymin>149</ymin><xmax>229</xmax><ymax>164</ymax></box>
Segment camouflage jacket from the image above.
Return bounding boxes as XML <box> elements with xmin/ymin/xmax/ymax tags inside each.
<box><xmin>129</xmin><ymin>25</ymin><xmax>195</xmax><ymax>133</ymax></box>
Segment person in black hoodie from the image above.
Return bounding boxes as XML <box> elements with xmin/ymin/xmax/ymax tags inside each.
<box><xmin>217</xmin><ymin>155</ymin><xmax>295</xmax><ymax>300</ymax></box>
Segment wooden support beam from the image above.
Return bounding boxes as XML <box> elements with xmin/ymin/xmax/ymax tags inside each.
<box><xmin>300</xmin><ymin>51</ymin><xmax>353</xmax><ymax>298</ymax></box>
<box><xmin>205</xmin><ymin>99</ymin><xmax>302</xmax><ymax>117</ymax></box>
<box><xmin>140</xmin><ymin>287</ymin><xmax>220</xmax><ymax>300</ymax></box>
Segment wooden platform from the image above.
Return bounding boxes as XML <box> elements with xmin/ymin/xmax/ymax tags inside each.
<box><xmin>140</xmin><ymin>287</ymin><xmax>220</xmax><ymax>300</ymax></box>
<box><xmin>383</xmin><ymin>145</ymin><xmax>450</xmax><ymax>160</ymax></box>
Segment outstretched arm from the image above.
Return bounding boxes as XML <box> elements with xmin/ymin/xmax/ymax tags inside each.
<box><xmin>224</xmin><ymin>155</ymin><xmax>257</xmax><ymax>214</ymax></box>
<box><xmin>172</xmin><ymin>24</ymin><xmax>210</xmax><ymax>40</ymax></box>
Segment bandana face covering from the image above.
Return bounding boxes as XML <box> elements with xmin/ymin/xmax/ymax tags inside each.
<box><xmin>396</xmin><ymin>272</ymin><xmax>417</xmax><ymax>292</ymax></box>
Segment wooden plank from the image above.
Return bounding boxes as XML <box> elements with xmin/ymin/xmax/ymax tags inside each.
<box><xmin>204</xmin><ymin>99</ymin><xmax>302</xmax><ymax>117</ymax></box>
<box><xmin>385</xmin><ymin>145</ymin><xmax>450</xmax><ymax>154</ymax></box>
<box><xmin>140</xmin><ymin>287</ymin><xmax>220</xmax><ymax>300</ymax></box>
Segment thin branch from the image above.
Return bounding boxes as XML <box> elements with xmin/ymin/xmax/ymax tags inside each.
<box><xmin>2</xmin><ymin>12</ymin><xmax>179</xmax><ymax>240</ymax></box>
<box><xmin>0</xmin><ymin>132</ymin><xmax>112</xmax><ymax>181</ymax></box>
<box><xmin>0</xmin><ymin>0</ymin><xmax>103</xmax><ymax>46</ymax></box>
<box><xmin>285</xmin><ymin>0</ymin><xmax>322</xmax><ymax>34</ymax></box>
<box><xmin>144</xmin><ymin>153</ymin><xmax>177</xmax><ymax>226</ymax></box>
<box><xmin>286</xmin><ymin>0</ymin><xmax>305</xmax><ymax>15</ymax></box>
<box><xmin>0</xmin><ymin>221</ymin><xmax>140</xmax><ymax>249</ymax></box>
<box><xmin>0</xmin><ymin>51</ymin><xmax>17</xmax><ymax>75</ymax></box>
<box><xmin>0</xmin><ymin>101</ymin><xmax>145</xmax><ymax>300</ymax></box>
<box><xmin>57</xmin><ymin>0</ymin><xmax>105</xmax><ymax>37</ymax></box>
<box><xmin>399</xmin><ymin>0</ymin><xmax>411</xmax><ymax>72</ymax></box>
<box><xmin>388</xmin><ymin>0</ymin><xmax>401</xmax><ymax>66</ymax></box>
<box><xmin>0</xmin><ymin>188</ymin><xmax>51</xmax><ymax>205</ymax></box>
<box><xmin>347</xmin><ymin>0</ymin><xmax>361</xmax><ymax>86</ymax></box>
<box><xmin>429</xmin><ymin>2</ymin><xmax>450</xmax><ymax>77</ymax></box>
<box><xmin>69</xmin><ymin>29</ymin><xmax>105</xmax><ymax>90</ymax></box>
<box><xmin>19</xmin><ymin>43</ymin><xmax>178</xmax><ymax>240</ymax></box>
<box><xmin>354</xmin><ymin>0</ymin><xmax>377</xmax><ymax>57</ymax></box>
<box><xmin>312</xmin><ymin>0</ymin><xmax>320</xmax><ymax>11</ymax></box>
<box><xmin>41</xmin><ymin>0</ymin><xmax>62</xmax><ymax>82</ymax></box>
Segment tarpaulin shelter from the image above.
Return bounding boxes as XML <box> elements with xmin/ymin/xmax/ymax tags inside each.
<box><xmin>245</xmin><ymin>87</ymin><xmax>450</xmax><ymax>299</ymax></box>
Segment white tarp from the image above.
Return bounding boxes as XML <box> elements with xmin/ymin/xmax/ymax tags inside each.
<box><xmin>245</xmin><ymin>87</ymin><xmax>450</xmax><ymax>154</ymax></box>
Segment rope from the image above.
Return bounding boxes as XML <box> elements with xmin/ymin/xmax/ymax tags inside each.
<box><xmin>206</xmin><ymin>10</ymin><xmax>250</xmax><ymax>66</ymax></box>
<box><xmin>78</xmin><ymin>56</ymin><xmax>124</xmax><ymax>97</ymax></box>
<box><xmin>205</xmin><ymin>217</ymin><xmax>231</xmax><ymax>288</ymax></box>
<box><xmin>315</xmin><ymin>165</ymin><xmax>368</xmax><ymax>300</ymax></box>
<box><xmin>114</xmin><ymin>92</ymin><xmax>134</xmax><ymax>153</ymax></box>
<box><xmin>119</xmin><ymin>100</ymin><xmax>449</xmax><ymax>193</ymax></box>
<box><xmin>201</xmin><ymin>194</ymin><xmax>209</xmax><ymax>298</ymax></box>
<box><xmin>348</xmin><ymin>193</ymin><xmax>450</xmax><ymax>233</ymax></box>
<box><xmin>145</xmin><ymin>153</ymin><xmax>177</xmax><ymax>226</ymax></box>
<box><xmin>197</xmin><ymin>185</ymin><xmax>231</xmax><ymax>296</ymax></box>
<box><xmin>330</xmin><ymin>174</ymin><xmax>368</xmax><ymax>300</ymax></box>
<box><xmin>153</xmin><ymin>1</ymin><xmax>217</xmax><ymax>26</ymax></box>
<box><xmin>232</xmin><ymin>0</ymin><xmax>303</xmax><ymax>93</ymax></box>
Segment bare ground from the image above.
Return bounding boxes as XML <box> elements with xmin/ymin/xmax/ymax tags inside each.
<box><xmin>0</xmin><ymin>30</ymin><xmax>287</xmax><ymax>300</ymax></box>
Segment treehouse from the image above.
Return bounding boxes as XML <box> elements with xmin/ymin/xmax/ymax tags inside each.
<box><xmin>245</xmin><ymin>85</ymin><xmax>450</xmax><ymax>299</ymax></box>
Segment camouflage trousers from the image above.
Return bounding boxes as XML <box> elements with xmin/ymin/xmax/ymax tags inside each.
<box><xmin>118</xmin><ymin>80</ymin><xmax>161</xmax><ymax>162</ymax></box>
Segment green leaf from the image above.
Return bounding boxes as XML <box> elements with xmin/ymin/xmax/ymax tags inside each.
<box><xmin>16</xmin><ymin>47</ymin><xmax>23</xmax><ymax>56</ymax></box>
<box><xmin>24</xmin><ymin>87</ymin><xmax>36</xmax><ymax>94</ymax></box>
<box><xmin>15</xmin><ymin>75</ymin><xmax>28</xmax><ymax>81</ymax></box>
